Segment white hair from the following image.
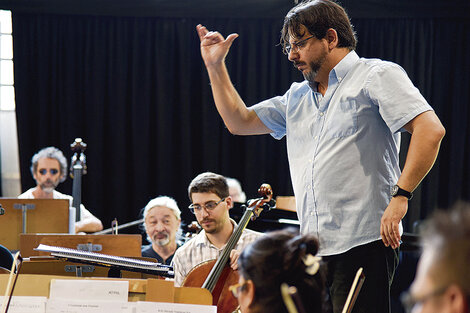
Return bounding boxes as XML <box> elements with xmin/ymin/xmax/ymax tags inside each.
<box><xmin>143</xmin><ymin>196</ymin><xmax>181</xmax><ymax>221</ymax></box>
<box><xmin>226</xmin><ymin>177</ymin><xmax>247</xmax><ymax>203</ymax></box>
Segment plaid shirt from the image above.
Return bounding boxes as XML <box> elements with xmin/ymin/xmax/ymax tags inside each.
<box><xmin>171</xmin><ymin>220</ymin><xmax>262</xmax><ymax>286</ymax></box>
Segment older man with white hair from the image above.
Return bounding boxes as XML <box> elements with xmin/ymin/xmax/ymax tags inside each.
<box><xmin>141</xmin><ymin>196</ymin><xmax>182</xmax><ymax>265</ymax></box>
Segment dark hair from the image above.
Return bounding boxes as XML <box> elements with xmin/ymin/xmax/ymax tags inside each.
<box><xmin>421</xmin><ymin>202</ymin><xmax>470</xmax><ymax>298</ymax></box>
<box><xmin>188</xmin><ymin>172</ymin><xmax>229</xmax><ymax>201</ymax></box>
<box><xmin>238</xmin><ymin>229</ymin><xmax>326</xmax><ymax>313</ymax></box>
<box><xmin>280</xmin><ymin>0</ymin><xmax>357</xmax><ymax>53</ymax></box>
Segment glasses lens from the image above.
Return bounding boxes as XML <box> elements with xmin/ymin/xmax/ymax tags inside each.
<box><xmin>50</xmin><ymin>169</ymin><xmax>59</xmax><ymax>175</ymax></box>
<box><xmin>39</xmin><ymin>169</ymin><xmax>47</xmax><ymax>175</ymax></box>
<box><xmin>205</xmin><ymin>201</ymin><xmax>218</xmax><ymax>210</ymax></box>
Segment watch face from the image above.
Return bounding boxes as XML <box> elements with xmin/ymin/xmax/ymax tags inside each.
<box><xmin>391</xmin><ymin>185</ymin><xmax>399</xmax><ymax>196</ymax></box>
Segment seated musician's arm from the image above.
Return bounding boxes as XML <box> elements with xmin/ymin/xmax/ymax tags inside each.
<box><xmin>171</xmin><ymin>249</ymin><xmax>187</xmax><ymax>287</ymax></box>
<box><xmin>75</xmin><ymin>205</ymin><xmax>103</xmax><ymax>233</ymax></box>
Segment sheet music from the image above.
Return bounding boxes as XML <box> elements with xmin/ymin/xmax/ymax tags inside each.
<box><xmin>46</xmin><ymin>299</ymin><xmax>135</xmax><ymax>313</ymax></box>
<box><xmin>136</xmin><ymin>301</ymin><xmax>216</xmax><ymax>313</ymax></box>
<box><xmin>50</xmin><ymin>279</ymin><xmax>128</xmax><ymax>302</ymax></box>
<box><xmin>34</xmin><ymin>244</ymin><xmax>173</xmax><ymax>277</ymax></box>
<box><xmin>0</xmin><ymin>296</ymin><xmax>47</xmax><ymax>313</ymax></box>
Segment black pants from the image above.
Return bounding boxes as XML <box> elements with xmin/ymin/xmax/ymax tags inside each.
<box><xmin>323</xmin><ymin>240</ymin><xmax>399</xmax><ymax>313</ymax></box>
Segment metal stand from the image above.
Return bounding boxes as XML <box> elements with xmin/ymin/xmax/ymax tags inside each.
<box><xmin>13</xmin><ymin>203</ymin><xmax>36</xmax><ymax>233</ymax></box>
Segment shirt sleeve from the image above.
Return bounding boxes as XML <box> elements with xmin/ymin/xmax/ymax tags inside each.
<box><xmin>365</xmin><ymin>62</ymin><xmax>433</xmax><ymax>133</ymax></box>
<box><xmin>171</xmin><ymin>249</ymin><xmax>185</xmax><ymax>287</ymax></box>
<box><xmin>251</xmin><ymin>91</ymin><xmax>289</xmax><ymax>140</ymax></box>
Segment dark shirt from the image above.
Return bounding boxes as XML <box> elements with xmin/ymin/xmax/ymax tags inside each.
<box><xmin>141</xmin><ymin>244</ymin><xmax>180</xmax><ymax>265</ymax></box>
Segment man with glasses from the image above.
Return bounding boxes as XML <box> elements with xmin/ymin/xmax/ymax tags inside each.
<box><xmin>402</xmin><ymin>203</ymin><xmax>470</xmax><ymax>313</ymax></box>
<box><xmin>196</xmin><ymin>0</ymin><xmax>445</xmax><ymax>312</ymax></box>
<box><xmin>18</xmin><ymin>146</ymin><xmax>102</xmax><ymax>233</ymax></box>
<box><xmin>171</xmin><ymin>172</ymin><xmax>261</xmax><ymax>287</ymax></box>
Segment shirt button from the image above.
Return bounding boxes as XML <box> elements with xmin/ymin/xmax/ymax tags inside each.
<box><xmin>319</xmin><ymin>112</ymin><xmax>324</xmax><ymax>116</ymax></box>
<box><xmin>314</xmin><ymin>136</ymin><xmax>318</xmax><ymax>140</ymax></box>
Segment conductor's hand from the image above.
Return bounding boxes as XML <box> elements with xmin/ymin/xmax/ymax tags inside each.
<box><xmin>229</xmin><ymin>249</ymin><xmax>240</xmax><ymax>271</ymax></box>
<box><xmin>196</xmin><ymin>24</ymin><xmax>239</xmax><ymax>68</ymax></box>
<box><xmin>380</xmin><ymin>196</ymin><xmax>408</xmax><ymax>250</ymax></box>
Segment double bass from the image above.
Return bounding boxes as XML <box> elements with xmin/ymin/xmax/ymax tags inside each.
<box><xmin>70</xmin><ymin>138</ymin><xmax>87</xmax><ymax>222</ymax></box>
<box><xmin>182</xmin><ymin>184</ymin><xmax>274</xmax><ymax>313</ymax></box>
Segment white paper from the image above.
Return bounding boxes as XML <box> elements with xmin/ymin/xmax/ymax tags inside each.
<box><xmin>0</xmin><ymin>296</ymin><xmax>47</xmax><ymax>313</ymax></box>
<box><xmin>136</xmin><ymin>301</ymin><xmax>217</xmax><ymax>313</ymax></box>
<box><xmin>49</xmin><ymin>279</ymin><xmax>128</xmax><ymax>302</ymax></box>
<box><xmin>46</xmin><ymin>299</ymin><xmax>135</xmax><ymax>313</ymax></box>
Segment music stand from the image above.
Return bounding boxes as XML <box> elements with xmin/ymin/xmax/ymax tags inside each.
<box><xmin>0</xmin><ymin>198</ymin><xmax>69</xmax><ymax>250</ymax></box>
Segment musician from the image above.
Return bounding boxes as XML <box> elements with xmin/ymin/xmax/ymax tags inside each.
<box><xmin>171</xmin><ymin>172</ymin><xmax>262</xmax><ymax>286</ymax></box>
<box><xmin>233</xmin><ymin>229</ymin><xmax>326</xmax><ymax>313</ymax></box>
<box><xmin>404</xmin><ymin>203</ymin><xmax>470</xmax><ymax>313</ymax></box>
<box><xmin>141</xmin><ymin>196</ymin><xmax>182</xmax><ymax>265</ymax></box>
<box><xmin>18</xmin><ymin>146</ymin><xmax>103</xmax><ymax>233</ymax></box>
<box><xmin>226</xmin><ymin>177</ymin><xmax>246</xmax><ymax>205</ymax></box>
<box><xmin>196</xmin><ymin>0</ymin><xmax>445</xmax><ymax>312</ymax></box>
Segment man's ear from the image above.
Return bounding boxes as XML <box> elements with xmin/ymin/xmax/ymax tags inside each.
<box><xmin>325</xmin><ymin>28</ymin><xmax>339</xmax><ymax>49</ymax></box>
<box><xmin>226</xmin><ymin>196</ymin><xmax>233</xmax><ymax>210</ymax></box>
<box><xmin>445</xmin><ymin>284</ymin><xmax>467</xmax><ymax>312</ymax></box>
<box><xmin>32</xmin><ymin>169</ymin><xmax>38</xmax><ymax>181</ymax></box>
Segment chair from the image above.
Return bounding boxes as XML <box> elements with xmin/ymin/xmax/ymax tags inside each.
<box><xmin>0</xmin><ymin>244</ymin><xmax>13</xmax><ymax>271</ymax></box>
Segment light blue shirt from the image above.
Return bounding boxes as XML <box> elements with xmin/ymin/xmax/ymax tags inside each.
<box><xmin>252</xmin><ymin>51</ymin><xmax>432</xmax><ymax>256</ymax></box>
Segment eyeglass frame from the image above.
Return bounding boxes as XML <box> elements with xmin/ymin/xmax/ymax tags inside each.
<box><xmin>284</xmin><ymin>35</ymin><xmax>315</xmax><ymax>55</ymax></box>
<box><xmin>188</xmin><ymin>197</ymin><xmax>226</xmax><ymax>214</ymax></box>
<box><xmin>400</xmin><ymin>285</ymin><xmax>449</xmax><ymax>313</ymax></box>
<box><xmin>229</xmin><ymin>281</ymin><xmax>248</xmax><ymax>298</ymax></box>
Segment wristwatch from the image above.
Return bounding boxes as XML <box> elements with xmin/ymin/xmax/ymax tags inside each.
<box><xmin>391</xmin><ymin>184</ymin><xmax>413</xmax><ymax>200</ymax></box>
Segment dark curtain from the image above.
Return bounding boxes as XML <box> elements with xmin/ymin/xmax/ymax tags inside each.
<box><xmin>12</xmin><ymin>14</ymin><xmax>298</xmax><ymax>227</ymax></box>
<box><xmin>11</xmin><ymin>11</ymin><xmax>470</xmax><ymax>232</ymax></box>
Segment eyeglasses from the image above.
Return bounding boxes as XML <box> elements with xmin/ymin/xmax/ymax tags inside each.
<box><xmin>38</xmin><ymin>169</ymin><xmax>59</xmax><ymax>175</ymax></box>
<box><xmin>400</xmin><ymin>286</ymin><xmax>448</xmax><ymax>313</ymax></box>
<box><xmin>284</xmin><ymin>35</ymin><xmax>315</xmax><ymax>55</ymax></box>
<box><xmin>229</xmin><ymin>281</ymin><xmax>248</xmax><ymax>298</ymax></box>
<box><xmin>188</xmin><ymin>198</ymin><xmax>226</xmax><ymax>214</ymax></box>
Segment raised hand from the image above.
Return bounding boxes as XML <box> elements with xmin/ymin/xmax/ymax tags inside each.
<box><xmin>196</xmin><ymin>24</ymin><xmax>239</xmax><ymax>68</ymax></box>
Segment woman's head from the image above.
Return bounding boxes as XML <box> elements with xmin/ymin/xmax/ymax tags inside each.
<box><xmin>236</xmin><ymin>229</ymin><xmax>325</xmax><ymax>313</ymax></box>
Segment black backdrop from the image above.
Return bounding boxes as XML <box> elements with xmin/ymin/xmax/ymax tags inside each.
<box><xmin>1</xmin><ymin>0</ymin><xmax>469</xmax><ymax>233</ymax></box>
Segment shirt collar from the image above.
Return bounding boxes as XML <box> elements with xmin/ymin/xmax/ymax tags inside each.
<box><xmin>329</xmin><ymin>50</ymin><xmax>359</xmax><ymax>85</ymax></box>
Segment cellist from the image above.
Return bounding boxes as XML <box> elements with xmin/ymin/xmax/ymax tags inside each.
<box><xmin>171</xmin><ymin>172</ymin><xmax>262</xmax><ymax>287</ymax></box>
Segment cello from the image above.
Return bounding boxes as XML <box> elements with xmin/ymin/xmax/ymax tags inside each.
<box><xmin>70</xmin><ymin>138</ymin><xmax>87</xmax><ymax>222</ymax></box>
<box><xmin>182</xmin><ymin>184</ymin><xmax>274</xmax><ymax>313</ymax></box>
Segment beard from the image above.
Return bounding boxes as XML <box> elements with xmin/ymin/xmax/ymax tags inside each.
<box><xmin>39</xmin><ymin>179</ymin><xmax>59</xmax><ymax>193</ymax></box>
<box><xmin>296</xmin><ymin>47</ymin><xmax>328</xmax><ymax>84</ymax></box>
<box><xmin>303</xmin><ymin>59</ymin><xmax>322</xmax><ymax>83</ymax></box>
<box><xmin>199</xmin><ymin>217</ymin><xmax>224</xmax><ymax>234</ymax></box>
<box><xmin>151</xmin><ymin>231</ymin><xmax>170</xmax><ymax>246</ymax></box>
